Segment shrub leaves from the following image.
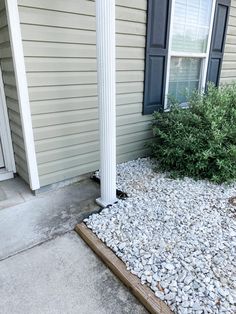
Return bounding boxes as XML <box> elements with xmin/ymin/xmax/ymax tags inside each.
<box><xmin>150</xmin><ymin>84</ymin><xmax>236</xmax><ymax>183</ymax></box>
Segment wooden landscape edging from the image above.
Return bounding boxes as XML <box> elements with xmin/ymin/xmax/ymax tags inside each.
<box><xmin>75</xmin><ymin>223</ymin><xmax>173</xmax><ymax>314</ymax></box>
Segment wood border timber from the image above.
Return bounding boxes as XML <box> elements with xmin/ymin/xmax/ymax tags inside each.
<box><xmin>75</xmin><ymin>223</ymin><xmax>173</xmax><ymax>314</ymax></box>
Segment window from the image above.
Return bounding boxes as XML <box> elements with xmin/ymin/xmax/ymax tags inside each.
<box><xmin>143</xmin><ymin>0</ymin><xmax>230</xmax><ymax>115</ymax></box>
<box><xmin>168</xmin><ymin>57</ymin><xmax>201</xmax><ymax>104</ymax></box>
<box><xmin>165</xmin><ymin>0</ymin><xmax>216</xmax><ymax>106</ymax></box>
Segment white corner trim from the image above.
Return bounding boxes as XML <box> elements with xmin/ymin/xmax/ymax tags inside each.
<box><xmin>0</xmin><ymin>65</ymin><xmax>16</xmax><ymax>173</ymax></box>
<box><xmin>5</xmin><ymin>0</ymin><xmax>40</xmax><ymax>190</ymax></box>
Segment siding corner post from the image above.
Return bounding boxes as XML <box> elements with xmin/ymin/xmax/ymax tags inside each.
<box><xmin>5</xmin><ymin>0</ymin><xmax>40</xmax><ymax>190</ymax></box>
<box><xmin>95</xmin><ymin>0</ymin><xmax>117</xmax><ymax>207</ymax></box>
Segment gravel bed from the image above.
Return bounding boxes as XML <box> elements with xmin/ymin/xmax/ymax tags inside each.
<box><xmin>85</xmin><ymin>158</ymin><xmax>236</xmax><ymax>314</ymax></box>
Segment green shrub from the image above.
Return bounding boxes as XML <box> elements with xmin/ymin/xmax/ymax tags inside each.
<box><xmin>150</xmin><ymin>84</ymin><xmax>236</xmax><ymax>183</ymax></box>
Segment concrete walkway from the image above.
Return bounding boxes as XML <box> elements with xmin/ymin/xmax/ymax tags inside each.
<box><xmin>0</xmin><ymin>178</ymin><xmax>147</xmax><ymax>314</ymax></box>
<box><xmin>0</xmin><ymin>232</ymin><xmax>146</xmax><ymax>314</ymax></box>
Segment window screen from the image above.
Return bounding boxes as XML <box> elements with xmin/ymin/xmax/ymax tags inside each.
<box><xmin>167</xmin><ymin>0</ymin><xmax>214</xmax><ymax>104</ymax></box>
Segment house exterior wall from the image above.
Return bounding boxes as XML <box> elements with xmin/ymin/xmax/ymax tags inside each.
<box><xmin>221</xmin><ymin>0</ymin><xmax>236</xmax><ymax>84</ymax></box>
<box><xmin>0</xmin><ymin>0</ymin><xmax>29</xmax><ymax>183</ymax></box>
<box><xmin>15</xmin><ymin>0</ymin><xmax>236</xmax><ymax>188</ymax></box>
<box><xmin>18</xmin><ymin>0</ymin><xmax>152</xmax><ymax>187</ymax></box>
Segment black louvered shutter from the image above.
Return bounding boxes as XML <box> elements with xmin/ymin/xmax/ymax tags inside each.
<box><xmin>206</xmin><ymin>0</ymin><xmax>231</xmax><ymax>86</ymax></box>
<box><xmin>143</xmin><ymin>0</ymin><xmax>172</xmax><ymax>115</ymax></box>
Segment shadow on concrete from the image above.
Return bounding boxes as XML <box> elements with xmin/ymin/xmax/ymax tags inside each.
<box><xmin>0</xmin><ymin>178</ymin><xmax>100</xmax><ymax>260</ymax></box>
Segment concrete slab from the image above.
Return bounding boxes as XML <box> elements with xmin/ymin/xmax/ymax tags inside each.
<box><xmin>0</xmin><ymin>232</ymin><xmax>147</xmax><ymax>314</ymax></box>
<box><xmin>0</xmin><ymin>179</ymin><xmax>100</xmax><ymax>260</ymax></box>
<box><xmin>0</xmin><ymin>176</ymin><xmax>34</xmax><ymax>210</ymax></box>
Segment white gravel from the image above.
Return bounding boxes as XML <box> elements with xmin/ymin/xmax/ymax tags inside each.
<box><xmin>85</xmin><ymin>158</ymin><xmax>236</xmax><ymax>314</ymax></box>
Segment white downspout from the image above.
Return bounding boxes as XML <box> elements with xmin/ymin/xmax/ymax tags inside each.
<box><xmin>95</xmin><ymin>0</ymin><xmax>117</xmax><ymax>207</ymax></box>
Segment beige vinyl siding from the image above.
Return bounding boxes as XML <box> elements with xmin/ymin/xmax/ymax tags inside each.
<box><xmin>220</xmin><ymin>0</ymin><xmax>236</xmax><ymax>84</ymax></box>
<box><xmin>18</xmin><ymin>0</ymin><xmax>151</xmax><ymax>187</ymax></box>
<box><xmin>0</xmin><ymin>0</ymin><xmax>29</xmax><ymax>183</ymax></box>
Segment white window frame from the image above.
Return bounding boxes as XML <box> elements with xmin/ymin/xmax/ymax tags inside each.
<box><xmin>164</xmin><ymin>0</ymin><xmax>217</xmax><ymax>109</ymax></box>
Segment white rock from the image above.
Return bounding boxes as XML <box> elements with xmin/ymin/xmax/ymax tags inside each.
<box><xmin>184</xmin><ymin>276</ymin><xmax>193</xmax><ymax>285</ymax></box>
<box><xmin>192</xmin><ymin>302</ymin><xmax>202</xmax><ymax>311</ymax></box>
<box><xmin>160</xmin><ymin>281</ymin><xmax>169</xmax><ymax>289</ymax></box>
<box><xmin>118</xmin><ymin>243</ymin><xmax>126</xmax><ymax>250</ymax></box>
<box><xmin>165</xmin><ymin>263</ymin><xmax>175</xmax><ymax>271</ymax></box>
<box><xmin>147</xmin><ymin>276</ymin><xmax>152</xmax><ymax>283</ymax></box>
<box><xmin>153</xmin><ymin>273</ymin><xmax>161</xmax><ymax>282</ymax></box>
<box><xmin>228</xmin><ymin>294</ymin><xmax>235</xmax><ymax>304</ymax></box>
<box><xmin>181</xmin><ymin>293</ymin><xmax>189</xmax><ymax>301</ymax></box>
<box><xmin>155</xmin><ymin>290</ymin><xmax>165</xmax><ymax>300</ymax></box>
<box><xmin>178</xmin><ymin>271</ymin><xmax>187</xmax><ymax>283</ymax></box>
<box><xmin>165</xmin><ymin>292</ymin><xmax>176</xmax><ymax>301</ymax></box>
<box><xmin>218</xmin><ymin>287</ymin><xmax>229</xmax><ymax>298</ymax></box>
<box><xmin>152</xmin><ymin>265</ymin><xmax>158</xmax><ymax>273</ymax></box>
<box><xmin>183</xmin><ymin>285</ymin><xmax>191</xmax><ymax>292</ymax></box>
<box><xmin>85</xmin><ymin>158</ymin><xmax>236</xmax><ymax>314</ymax></box>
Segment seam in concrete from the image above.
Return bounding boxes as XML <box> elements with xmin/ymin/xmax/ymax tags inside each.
<box><xmin>0</xmin><ymin>229</ymin><xmax>75</xmax><ymax>262</ymax></box>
